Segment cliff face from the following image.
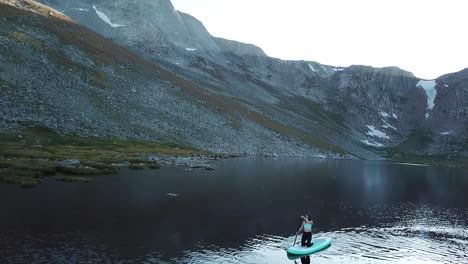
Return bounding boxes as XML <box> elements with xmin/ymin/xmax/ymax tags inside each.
<box><xmin>434</xmin><ymin>69</ymin><xmax>468</xmax><ymax>126</ymax></box>
<box><xmin>1</xmin><ymin>0</ymin><xmax>467</xmax><ymax>158</ymax></box>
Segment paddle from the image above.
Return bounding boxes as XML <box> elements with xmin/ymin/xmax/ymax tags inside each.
<box><xmin>292</xmin><ymin>218</ymin><xmax>303</xmax><ymax>246</ymax></box>
<box><xmin>292</xmin><ymin>232</ymin><xmax>298</xmax><ymax>246</ymax></box>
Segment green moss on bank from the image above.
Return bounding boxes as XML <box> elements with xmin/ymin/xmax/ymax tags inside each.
<box><xmin>0</xmin><ymin>126</ymin><xmax>206</xmax><ymax>187</ymax></box>
<box><xmin>147</xmin><ymin>163</ymin><xmax>161</xmax><ymax>170</ymax></box>
<box><xmin>128</xmin><ymin>164</ymin><xmax>145</xmax><ymax>170</ymax></box>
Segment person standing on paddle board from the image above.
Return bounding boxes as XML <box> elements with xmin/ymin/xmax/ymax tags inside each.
<box><xmin>296</xmin><ymin>214</ymin><xmax>313</xmax><ymax>247</ymax></box>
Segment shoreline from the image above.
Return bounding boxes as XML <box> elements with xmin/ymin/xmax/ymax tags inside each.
<box><xmin>0</xmin><ymin>128</ymin><xmax>242</xmax><ymax>187</ymax></box>
<box><xmin>0</xmin><ymin>152</ymin><xmax>241</xmax><ymax>188</ymax></box>
<box><xmin>1</xmin><ymin>128</ymin><xmax>466</xmax><ymax>187</ymax></box>
<box><xmin>2</xmin><ymin>149</ymin><xmax>465</xmax><ymax>188</ymax></box>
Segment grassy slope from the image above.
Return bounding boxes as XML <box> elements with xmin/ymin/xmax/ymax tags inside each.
<box><xmin>0</xmin><ymin>0</ymin><xmax>351</xmax><ymax>155</ymax></box>
<box><xmin>369</xmin><ymin>128</ymin><xmax>468</xmax><ymax>168</ymax></box>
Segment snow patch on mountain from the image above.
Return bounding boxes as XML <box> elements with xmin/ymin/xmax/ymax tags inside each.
<box><xmin>440</xmin><ymin>131</ymin><xmax>453</xmax><ymax>135</ymax></box>
<box><xmin>366</xmin><ymin>125</ymin><xmax>390</xmax><ymax>139</ymax></box>
<box><xmin>392</xmin><ymin>113</ymin><xmax>398</xmax><ymax>119</ymax></box>
<box><xmin>379</xmin><ymin>112</ymin><xmax>389</xmax><ymax>118</ymax></box>
<box><xmin>93</xmin><ymin>5</ymin><xmax>125</xmax><ymax>28</ymax></box>
<box><xmin>308</xmin><ymin>64</ymin><xmax>316</xmax><ymax>72</ymax></box>
<box><xmin>320</xmin><ymin>64</ymin><xmax>331</xmax><ymax>72</ymax></box>
<box><xmin>378</xmin><ymin>112</ymin><xmax>397</xmax><ymax>130</ymax></box>
<box><xmin>417</xmin><ymin>80</ymin><xmax>437</xmax><ymax>118</ymax></box>
<box><xmin>72</xmin><ymin>8</ymin><xmax>88</xmax><ymax>12</ymax></box>
<box><xmin>361</xmin><ymin>140</ymin><xmax>384</xmax><ymax>147</ymax></box>
<box><xmin>186</xmin><ymin>48</ymin><xmax>197</xmax><ymax>51</ymax></box>
<box><xmin>382</xmin><ymin>121</ymin><xmax>397</xmax><ymax>130</ymax></box>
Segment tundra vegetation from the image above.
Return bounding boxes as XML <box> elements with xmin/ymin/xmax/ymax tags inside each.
<box><xmin>0</xmin><ymin>126</ymin><xmax>207</xmax><ymax>187</ymax></box>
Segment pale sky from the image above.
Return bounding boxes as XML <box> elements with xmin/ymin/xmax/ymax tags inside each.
<box><xmin>171</xmin><ymin>0</ymin><xmax>468</xmax><ymax>79</ymax></box>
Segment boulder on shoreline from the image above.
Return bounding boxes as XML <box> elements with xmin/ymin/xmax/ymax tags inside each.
<box><xmin>57</xmin><ymin>159</ymin><xmax>81</xmax><ymax>167</ymax></box>
<box><xmin>188</xmin><ymin>163</ymin><xmax>216</xmax><ymax>171</ymax></box>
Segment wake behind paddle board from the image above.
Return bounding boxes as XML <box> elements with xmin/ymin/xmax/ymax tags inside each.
<box><xmin>287</xmin><ymin>237</ymin><xmax>332</xmax><ymax>255</ymax></box>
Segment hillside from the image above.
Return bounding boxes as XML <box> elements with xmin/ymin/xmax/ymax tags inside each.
<box><xmin>1</xmin><ymin>0</ymin><xmax>467</xmax><ymax>161</ymax></box>
<box><xmin>0</xmin><ymin>0</ymin><xmax>329</xmax><ymax>157</ymax></box>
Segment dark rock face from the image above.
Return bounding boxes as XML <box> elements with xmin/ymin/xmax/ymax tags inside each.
<box><xmin>435</xmin><ymin>69</ymin><xmax>468</xmax><ymax>123</ymax></box>
<box><xmin>2</xmin><ymin>0</ymin><xmax>467</xmax><ymax>158</ymax></box>
<box><xmin>428</xmin><ymin>70</ymin><xmax>468</xmax><ymax>154</ymax></box>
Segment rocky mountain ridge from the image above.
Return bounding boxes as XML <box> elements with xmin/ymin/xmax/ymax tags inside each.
<box><xmin>1</xmin><ymin>0</ymin><xmax>467</xmax><ymax>159</ymax></box>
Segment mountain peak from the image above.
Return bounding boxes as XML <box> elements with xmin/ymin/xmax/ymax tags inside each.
<box><xmin>215</xmin><ymin>37</ymin><xmax>267</xmax><ymax>57</ymax></box>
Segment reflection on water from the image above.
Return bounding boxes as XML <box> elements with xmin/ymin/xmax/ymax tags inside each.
<box><xmin>0</xmin><ymin>158</ymin><xmax>467</xmax><ymax>263</ymax></box>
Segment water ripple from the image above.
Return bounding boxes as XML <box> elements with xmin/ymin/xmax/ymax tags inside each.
<box><xmin>172</xmin><ymin>225</ymin><xmax>468</xmax><ymax>264</ymax></box>
<box><xmin>2</xmin><ymin>225</ymin><xmax>467</xmax><ymax>263</ymax></box>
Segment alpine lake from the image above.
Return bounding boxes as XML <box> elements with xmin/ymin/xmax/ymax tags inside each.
<box><xmin>1</xmin><ymin>157</ymin><xmax>467</xmax><ymax>263</ymax></box>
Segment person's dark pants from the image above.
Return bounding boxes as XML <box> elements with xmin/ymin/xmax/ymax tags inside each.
<box><xmin>301</xmin><ymin>232</ymin><xmax>312</xmax><ymax>247</ymax></box>
<box><xmin>300</xmin><ymin>256</ymin><xmax>311</xmax><ymax>264</ymax></box>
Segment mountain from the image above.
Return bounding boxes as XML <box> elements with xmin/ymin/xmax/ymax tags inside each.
<box><xmin>0</xmin><ymin>0</ymin><xmax>325</xmax><ymax>156</ymax></box>
<box><xmin>1</xmin><ymin>0</ymin><xmax>467</xmax><ymax>160</ymax></box>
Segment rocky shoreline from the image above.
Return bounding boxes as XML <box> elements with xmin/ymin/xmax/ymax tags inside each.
<box><xmin>149</xmin><ymin>154</ymin><xmax>241</xmax><ymax>172</ymax></box>
<box><xmin>0</xmin><ymin>127</ymin><xmax>240</xmax><ymax>187</ymax></box>
<box><xmin>57</xmin><ymin>153</ymin><xmax>243</xmax><ymax>174</ymax></box>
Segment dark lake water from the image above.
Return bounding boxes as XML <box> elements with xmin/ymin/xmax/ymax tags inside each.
<box><xmin>1</xmin><ymin>158</ymin><xmax>467</xmax><ymax>263</ymax></box>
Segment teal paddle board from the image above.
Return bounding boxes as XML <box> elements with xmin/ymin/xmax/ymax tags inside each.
<box><xmin>287</xmin><ymin>237</ymin><xmax>332</xmax><ymax>255</ymax></box>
